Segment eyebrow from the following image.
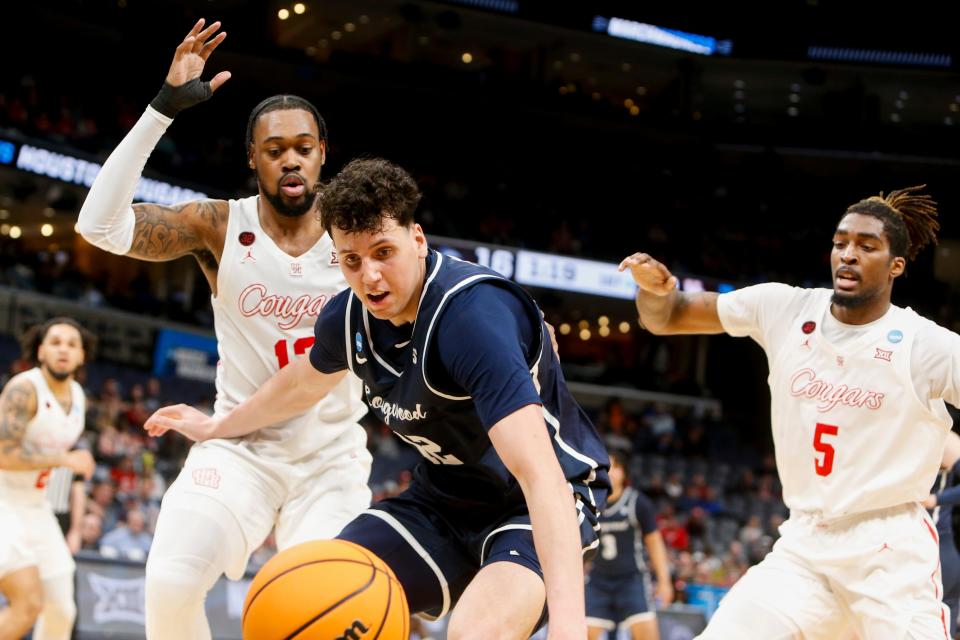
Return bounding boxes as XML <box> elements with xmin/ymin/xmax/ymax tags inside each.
<box><xmin>262</xmin><ymin>133</ymin><xmax>318</xmax><ymax>143</ymax></box>
<box><xmin>834</xmin><ymin>229</ymin><xmax>882</xmax><ymax>241</ymax></box>
<box><xmin>338</xmin><ymin>237</ymin><xmax>392</xmax><ymax>254</ymax></box>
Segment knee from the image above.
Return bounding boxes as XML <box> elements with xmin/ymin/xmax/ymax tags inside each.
<box><xmin>18</xmin><ymin>590</ymin><xmax>44</xmax><ymax>625</ymax></box>
<box><xmin>145</xmin><ymin>557</ymin><xmax>211</xmax><ymax>613</ymax></box>
<box><xmin>43</xmin><ymin>596</ymin><xmax>76</xmax><ymax>624</ymax></box>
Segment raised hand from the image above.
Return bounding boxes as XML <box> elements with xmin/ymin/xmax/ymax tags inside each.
<box><xmin>144</xmin><ymin>403</ymin><xmax>219</xmax><ymax>443</ymax></box>
<box><xmin>165</xmin><ymin>18</ymin><xmax>230</xmax><ymax>90</ymax></box>
<box><xmin>151</xmin><ymin>19</ymin><xmax>231</xmax><ymax>118</ymax></box>
<box><xmin>619</xmin><ymin>252</ymin><xmax>678</xmax><ymax>296</ymax></box>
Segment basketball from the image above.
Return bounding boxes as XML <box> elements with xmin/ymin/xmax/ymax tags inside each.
<box><xmin>242</xmin><ymin>539</ymin><xmax>409</xmax><ymax>640</ymax></box>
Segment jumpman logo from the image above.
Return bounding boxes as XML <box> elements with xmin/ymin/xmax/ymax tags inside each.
<box><xmin>878</xmin><ymin>542</ymin><xmax>892</xmax><ymax>553</ymax></box>
<box><xmin>241</xmin><ymin>248</ymin><xmax>256</xmax><ymax>264</ymax></box>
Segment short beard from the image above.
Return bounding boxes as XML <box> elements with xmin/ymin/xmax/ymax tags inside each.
<box><xmin>831</xmin><ymin>286</ymin><xmax>881</xmax><ymax>309</ymax></box>
<box><xmin>41</xmin><ymin>362</ymin><xmax>74</xmax><ymax>382</ymax></box>
<box><xmin>258</xmin><ymin>176</ymin><xmax>316</xmax><ymax>218</ymax></box>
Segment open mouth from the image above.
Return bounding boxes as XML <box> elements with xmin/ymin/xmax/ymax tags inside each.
<box><xmin>279</xmin><ymin>174</ymin><xmax>306</xmax><ymax>198</ymax></box>
<box><xmin>835</xmin><ymin>269</ymin><xmax>860</xmax><ymax>290</ymax></box>
<box><xmin>367</xmin><ymin>292</ymin><xmax>390</xmax><ymax>306</ymax></box>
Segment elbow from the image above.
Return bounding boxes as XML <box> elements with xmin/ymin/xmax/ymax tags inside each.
<box><xmin>638</xmin><ymin>318</ymin><xmax>671</xmax><ymax>336</ymax></box>
<box><xmin>75</xmin><ymin>206</ymin><xmax>96</xmax><ymax>240</ymax></box>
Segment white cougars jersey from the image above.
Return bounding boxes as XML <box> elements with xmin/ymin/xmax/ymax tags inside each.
<box><xmin>210</xmin><ymin>196</ymin><xmax>366</xmax><ymax>463</ymax></box>
<box><xmin>719</xmin><ymin>283</ymin><xmax>957</xmax><ymax>519</ymax></box>
<box><xmin>0</xmin><ymin>368</ymin><xmax>85</xmax><ymax>506</ymax></box>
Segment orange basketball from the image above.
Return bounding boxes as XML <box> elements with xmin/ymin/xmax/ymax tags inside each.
<box><xmin>242</xmin><ymin>539</ymin><xmax>409</xmax><ymax>640</ymax></box>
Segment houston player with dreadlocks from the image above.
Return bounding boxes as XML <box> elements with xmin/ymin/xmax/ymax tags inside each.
<box><xmin>621</xmin><ymin>186</ymin><xmax>958</xmax><ymax>639</ymax></box>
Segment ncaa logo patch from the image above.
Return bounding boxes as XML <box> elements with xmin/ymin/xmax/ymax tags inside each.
<box><xmin>887</xmin><ymin>329</ymin><xmax>903</xmax><ymax>344</ymax></box>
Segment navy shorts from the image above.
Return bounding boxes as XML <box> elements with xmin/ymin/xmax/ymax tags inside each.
<box><xmin>337</xmin><ymin>477</ymin><xmax>603</xmax><ymax>620</ymax></box>
<box><xmin>585</xmin><ymin>572</ymin><xmax>654</xmax><ymax>630</ymax></box>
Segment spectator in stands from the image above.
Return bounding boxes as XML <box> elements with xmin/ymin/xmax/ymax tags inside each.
<box><xmin>658</xmin><ymin>507</ymin><xmax>690</xmax><ymax>551</ymax></box>
<box><xmin>110</xmin><ymin>455</ymin><xmax>138</xmax><ymax>498</ymax></box>
<box><xmin>596</xmin><ymin>398</ymin><xmax>635</xmax><ymax>453</ymax></box>
<box><xmin>87</xmin><ymin>480</ymin><xmax>121</xmax><ymax>533</ymax></box>
<box><xmin>79</xmin><ymin>513</ymin><xmax>103</xmax><ymax>552</ymax></box>
<box><xmin>738</xmin><ymin>515</ymin><xmax>764</xmax><ymax>545</ymax></box>
<box><xmin>124</xmin><ymin>384</ymin><xmax>149</xmax><ymax>429</ymax></box>
<box><xmin>664</xmin><ymin>472</ymin><xmax>683</xmax><ymax>499</ymax></box>
<box><xmin>143</xmin><ymin>378</ymin><xmax>163</xmax><ymax>413</ymax></box>
<box><xmin>99</xmin><ymin>508</ymin><xmax>153</xmax><ymax>561</ymax></box>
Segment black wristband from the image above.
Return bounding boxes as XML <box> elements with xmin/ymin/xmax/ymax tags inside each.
<box><xmin>149</xmin><ymin>78</ymin><xmax>213</xmax><ymax>118</ymax></box>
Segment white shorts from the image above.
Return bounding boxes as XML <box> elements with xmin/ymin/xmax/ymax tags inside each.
<box><xmin>698</xmin><ymin>502</ymin><xmax>949</xmax><ymax>640</ymax></box>
<box><xmin>157</xmin><ymin>425</ymin><xmax>372</xmax><ymax>579</ymax></box>
<box><xmin>0</xmin><ymin>501</ymin><xmax>73</xmax><ymax>581</ymax></box>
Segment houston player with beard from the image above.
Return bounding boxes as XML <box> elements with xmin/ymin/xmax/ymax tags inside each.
<box><xmin>76</xmin><ymin>20</ymin><xmax>370</xmax><ymax>639</ymax></box>
<box><xmin>0</xmin><ymin>318</ymin><xmax>96</xmax><ymax>640</ymax></box>
<box><xmin>621</xmin><ymin>186</ymin><xmax>958</xmax><ymax>639</ymax></box>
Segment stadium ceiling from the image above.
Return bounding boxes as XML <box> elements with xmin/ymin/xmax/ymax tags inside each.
<box><xmin>269</xmin><ymin>0</ymin><xmax>960</xmax><ymax>131</ymax></box>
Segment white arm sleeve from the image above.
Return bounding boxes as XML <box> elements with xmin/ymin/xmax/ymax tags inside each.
<box><xmin>76</xmin><ymin>106</ymin><xmax>173</xmax><ymax>255</ymax></box>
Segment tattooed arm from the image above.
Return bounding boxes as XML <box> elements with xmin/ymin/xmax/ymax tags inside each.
<box><xmin>619</xmin><ymin>252</ymin><xmax>724</xmax><ymax>335</ymax></box>
<box><xmin>77</xmin><ymin>21</ymin><xmax>231</xmax><ymax>276</ymax></box>
<box><xmin>0</xmin><ymin>376</ymin><xmax>95</xmax><ymax>478</ymax></box>
<box><xmin>129</xmin><ymin>199</ymin><xmax>228</xmax><ymax>270</ymax></box>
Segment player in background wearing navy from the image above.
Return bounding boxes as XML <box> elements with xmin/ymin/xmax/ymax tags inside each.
<box><xmin>587</xmin><ymin>450</ymin><xmax>673</xmax><ymax>640</ymax></box>
<box><xmin>924</xmin><ymin>431</ymin><xmax>960</xmax><ymax>637</ymax></box>
<box><xmin>147</xmin><ymin>157</ymin><xmax>610</xmax><ymax>639</ymax></box>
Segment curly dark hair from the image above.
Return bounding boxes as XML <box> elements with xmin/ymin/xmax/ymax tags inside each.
<box><xmin>841</xmin><ymin>185</ymin><xmax>940</xmax><ymax>261</ymax></box>
<box><xmin>318</xmin><ymin>157</ymin><xmax>422</xmax><ymax>235</ymax></box>
<box><xmin>20</xmin><ymin>317</ymin><xmax>97</xmax><ymax>366</ymax></box>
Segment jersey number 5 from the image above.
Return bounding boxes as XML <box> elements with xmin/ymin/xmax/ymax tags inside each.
<box><xmin>274</xmin><ymin>337</ymin><xmax>315</xmax><ymax>369</ymax></box>
<box><xmin>813</xmin><ymin>422</ymin><xmax>839</xmax><ymax>477</ymax></box>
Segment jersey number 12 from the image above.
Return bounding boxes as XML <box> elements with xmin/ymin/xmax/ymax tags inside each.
<box><xmin>274</xmin><ymin>337</ymin><xmax>315</xmax><ymax>369</ymax></box>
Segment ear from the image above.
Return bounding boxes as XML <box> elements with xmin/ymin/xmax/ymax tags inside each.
<box><xmin>247</xmin><ymin>146</ymin><xmax>256</xmax><ymax>170</ymax></box>
<box><xmin>890</xmin><ymin>255</ymin><xmax>906</xmax><ymax>279</ymax></box>
<box><xmin>319</xmin><ymin>140</ymin><xmax>327</xmax><ymax>166</ymax></box>
<box><xmin>412</xmin><ymin>223</ymin><xmax>428</xmax><ymax>258</ymax></box>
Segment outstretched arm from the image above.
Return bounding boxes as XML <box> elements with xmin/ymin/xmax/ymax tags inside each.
<box><xmin>0</xmin><ymin>377</ymin><xmax>94</xmax><ymax>478</ymax></box>
<box><xmin>643</xmin><ymin>530</ymin><xmax>675</xmax><ymax>607</ymax></box>
<box><xmin>77</xmin><ymin>19</ymin><xmax>230</xmax><ymax>264</ymax></box>
<box><xmin>619</xmin><ymin>252</ymin><xmax>725</xmax><ymax>335</ymax></box>
<box><xmin>489</xmin><ymin>404</ymin><xmax>587</xmax><ymax>636</ymax></box>
<box><xmin>144</xmin><ymin>357</ymin><xmax>347</xmax><ymax>442</ymax></box>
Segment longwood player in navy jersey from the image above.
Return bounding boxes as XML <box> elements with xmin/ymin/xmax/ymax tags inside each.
<box><xmin>147</xmin><ymin>157</ymin><xmax>610</xmax><ymax>639</ymax></box>
<box><xmin>586</xmin><ymin>450</ymin><xmax>672</xmax><ymax>640</ymax></box>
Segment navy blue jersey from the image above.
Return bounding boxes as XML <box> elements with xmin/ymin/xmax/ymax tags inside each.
<box><xmin>591</xmin><ymin>487</ymin><xmax>658</xmax><ymax>579</ymax></box>
<box><xmin>310</xmin><ymin>250</ymin><xmax>609</xmax><ymax>519</ymax></box>
<box><xmin>933</xmin><ymin>460</ymin><xmax>960</xmax><ymax>540</ymax></box>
